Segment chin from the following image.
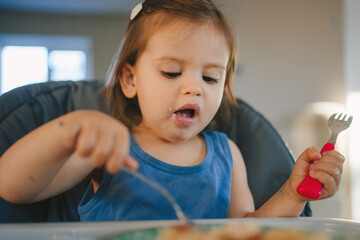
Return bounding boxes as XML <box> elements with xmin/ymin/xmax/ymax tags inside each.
<box><xmin>167</xmin><ymin>133</ymin><xmax>190</xmax><ymax>143</ymax></box>
<box><xmin>167</xmin><ymin>128</ymin><xmax>203</xmax><ymax>143</ymax></box>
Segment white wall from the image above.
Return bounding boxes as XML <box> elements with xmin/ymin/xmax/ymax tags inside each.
<box><xmin>219</xmin><ymin>0</ymin><xmax>345</xmax><ymax>140</ymax></box>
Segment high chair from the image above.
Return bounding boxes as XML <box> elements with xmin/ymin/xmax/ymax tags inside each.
<box><xmin>0</xmin><ymin>80</ymin><xmax>311</xmax><ymax>222</ymax></box>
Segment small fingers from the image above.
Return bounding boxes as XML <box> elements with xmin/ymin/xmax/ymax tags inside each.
<box><xmin>313</xmin><ymin>151</ymin><xmax>344</xmax><ymax>173</ymax></box>
<box><xmin>293</xmin><ymin>146</ymin><xmax>322</xmax><ymax>176</ymax></box>
<box><xmin>106</xmin><ymin>131</ymin><xmax>132</xmax><ymax>174</ymax></box>
<box><xmin>299</xmin><ymin>146</ymin><xmax>322</xmax><ymax>164</ymax></box>
<box><xmin>309</xmin><ymin>162</ymin><xmax>341</xmax><ymax>187</ymax></box>
<box><xmin>58</xmin><ymin>111</ymin><xmax>136</xmax><ymax>174</ymax></box>
<box><xmin>125</xmin><ymin>155</ymin><xmax>139</xmax><ymax>170</ymax></box>
<box><xmin>107</xmin><ymin>155</ymin><xmax>138</xmax><ymax>174</ymax></box>
<box><xmin>309</xmin><ymin>150</ymin><xmax>345</xmax><ymax>198</ymax></box>
<box><xmin>76</xmin><ymin>122</ymin><xmax>98</xmax><ymax>157</ymax></box>
<box><xmin>321</xmin><ymin>151</ymin><xmax>345</xmax><ymax>167</ymax></box>
<box><xmin>311</xmin><ymin>161</ymin><xmax>342</xmax><ymax>177</ymax></box>
<box><xmin>309</xmin><ymin>169</ymin><xmax>338</xmax><ymax>198</ymax></box>
<box><xmin>90</xmin><ymin>130</ymin><xmax>114</xmax><ymax>168</ymax></box>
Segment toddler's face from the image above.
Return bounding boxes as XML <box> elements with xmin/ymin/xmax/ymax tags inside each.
<box><xmin>130</xmin><ymin>20</ymin><xmax>229</xmax><ymax>142</ymax></box>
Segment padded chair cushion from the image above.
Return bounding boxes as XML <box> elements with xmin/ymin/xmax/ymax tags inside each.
<box><xmin>0</xmin><ymin>80</ymin><xmax>311</xmax><ymax>222</ymax></box>
<box><xmin>0</xmin><ymin>80</ymin><xmax>104</xmax><ymax>155</ymax></box>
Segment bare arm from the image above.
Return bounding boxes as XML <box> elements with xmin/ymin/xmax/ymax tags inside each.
<box><xmin>0</xmin><ymin>110</ymin><xmax>138</xmax><ymax>203</ymax></box>
<box><xmin>227</xmin><ymin>139</ymin><xmax>255</xmax><ymax>217</ymax></box>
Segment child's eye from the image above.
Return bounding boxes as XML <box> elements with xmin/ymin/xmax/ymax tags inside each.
<box><xmin>162</xmin><ymin>71</ymin><xmax>182</xmax><ymax>79</ymax></box>
<box><xmin>203</xmin><ymin>76</ymin><xmax>218</xmax><ymax>84</ymax></box>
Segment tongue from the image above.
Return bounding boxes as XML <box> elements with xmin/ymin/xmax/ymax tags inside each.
<box><xmin>176</xmin><ymin>109</ymin><xmax>193</xmax><ymax>118</ymax></box>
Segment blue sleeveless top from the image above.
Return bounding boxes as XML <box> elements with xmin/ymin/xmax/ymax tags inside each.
<box><xmin>78</xmin><ymin>131</ymin><xmax>233</xmax><ymax>221</ymax></box>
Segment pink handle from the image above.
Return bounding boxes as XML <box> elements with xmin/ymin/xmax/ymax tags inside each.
<box><xmin>320</xmin><ymin>143</ymin><xmax>335</xmax><ymax>154</ymax></box>
<box><xmin>296</xmin><ymin>143</ymin><xmax>334</xmax><ymax>199</ymax></box>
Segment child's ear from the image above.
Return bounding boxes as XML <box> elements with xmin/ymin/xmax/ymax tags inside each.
<box><xmin>119</xmin><ymin>63</ymin><xmax>137</xmax><ymax>98</ymax></box>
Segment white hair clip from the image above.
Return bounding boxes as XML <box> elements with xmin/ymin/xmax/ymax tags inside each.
<box><xmin>130</xmin><ymin>2</ymin><xmax>143</xmax><ymax>20</ymax></box>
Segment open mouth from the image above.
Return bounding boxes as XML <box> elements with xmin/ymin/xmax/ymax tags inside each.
<box><xmin>175</xmin><ymin>109</ymin><xmax>195</xmax><ymax>118</ymax></box>
<box><xmin>174</xmin><ymin>104</ymin><xmax>200</xmax><ymax>118</ymax></box>
<box><xmin>173</xmin><ymin>104</ymin><xmax>200</xmax><ymax>127</ymax></box>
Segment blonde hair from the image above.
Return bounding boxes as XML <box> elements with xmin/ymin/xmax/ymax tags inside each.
<box><xmin>104</xmin><ymin>0</ymin><xmax>238</xmax><ymax>131</ymax></box>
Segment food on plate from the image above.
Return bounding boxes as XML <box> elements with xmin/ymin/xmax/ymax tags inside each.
<box><xmin>156</xmin><ymin>223</ymin><xmax>331</xmax><ymax>240</ymax></box>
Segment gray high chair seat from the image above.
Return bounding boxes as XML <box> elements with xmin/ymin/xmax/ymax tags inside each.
<box><xmin>0</xmin><ymin>80</ymin><xmax>311</xmax><ymax>222</ymax></box>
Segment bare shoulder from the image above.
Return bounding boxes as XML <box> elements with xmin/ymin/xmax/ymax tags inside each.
<box><xmin>227</xmin><ymin>139</ymin><xmax>244</xmax><ymax>163</ymax></box>
<box><xmin>227</xmin><ymin>138</ymin><xmax>247</xmax><ymax>179</ymax></box>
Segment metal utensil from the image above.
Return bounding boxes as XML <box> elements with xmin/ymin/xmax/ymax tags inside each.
<box><xmin>122</xmin><ymin>166</ymin><xmax>196</xmax><ymax>227</ymax></box>
<box><xmin>297</xmin><ymin>112</ymin><xmax>353</xmax><ymax>199</ymax></box>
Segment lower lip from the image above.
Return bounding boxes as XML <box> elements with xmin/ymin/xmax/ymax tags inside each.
<box><xmin>174</xmin><ymin>114</ymin><xmax>196</xmax><ymax>127</ymax></box>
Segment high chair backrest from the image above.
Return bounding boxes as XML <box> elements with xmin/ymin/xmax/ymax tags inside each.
<box><xmin>0</xmin><ymin>80</ymin><xmax>311</xmax><ymax>222</ymax></box>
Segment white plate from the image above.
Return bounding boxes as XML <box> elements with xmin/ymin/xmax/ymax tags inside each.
<box><xmin>0</xmin><ymin>218</ymin><xmax>359</xmax><ymax>240</ymax></box>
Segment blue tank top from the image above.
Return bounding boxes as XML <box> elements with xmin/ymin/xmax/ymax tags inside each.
<box><xmin>78</xmin><ymin>131</ymin><xmax>233</xmax><ymax>221</ymax></box>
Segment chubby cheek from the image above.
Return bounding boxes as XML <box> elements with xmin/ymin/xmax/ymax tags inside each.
<box><xmin>138</xmin><ymin>89</ymin><xmax>173</xmax><ymax>123</ymax></box>
<box><xmin>203</xmin><ymin>90</ymin><xmax>224</xmax><ymax>123</ymax></box>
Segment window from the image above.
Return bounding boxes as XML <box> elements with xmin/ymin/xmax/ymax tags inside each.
<box><xmin>0</xmin><ymin>34</ymin><xmax>93</xmax><ymax>95</ymax></box>
<box><xmin>49</xmin><ymin>50</ymin><xmax>86</xmax><ymax>81</ymax></box>
<box><xmin>1</xmin><ymin>46</ymin><xmax>48</xmax><ymax>93</ymax></box>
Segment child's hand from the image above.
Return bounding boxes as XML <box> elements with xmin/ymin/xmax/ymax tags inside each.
<box><xmin>59</xmin><ymin>110</ymin><xmax>138</xmax><ymax>174</ymax></box>
<box><xmin>288</xmin><ymin>146</ymin><xmax>345</xmax><ymax>201</ymax></box>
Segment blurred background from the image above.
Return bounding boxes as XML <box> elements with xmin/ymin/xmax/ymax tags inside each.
<box><xmin>0</xmin><ymin>0</ymin><xmax>359</xmax><ymax>220</ymax></box>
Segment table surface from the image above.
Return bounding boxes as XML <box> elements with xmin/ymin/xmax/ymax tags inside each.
<box><xmin>1</xmin><ymin>217</ymin><xmax>360</xmax><ymax>240</ymax></box>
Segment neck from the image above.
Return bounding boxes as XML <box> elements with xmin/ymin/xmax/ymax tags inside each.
<box><xmin>130</xmin><ymin>127</ymin><xmax>206</xmax><ymax>167</ymax></box>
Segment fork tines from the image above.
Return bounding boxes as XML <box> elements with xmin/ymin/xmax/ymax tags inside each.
<box><xmin>333</xmin><ymin>112</ymin><xmax>353</xmax><ymax>122</ymax></box>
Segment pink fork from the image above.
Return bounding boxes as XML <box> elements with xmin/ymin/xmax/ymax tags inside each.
<box><xmin>297</xmin><ymin>113</ymin><xmax>353</xmax><ymax>199</ymax></box>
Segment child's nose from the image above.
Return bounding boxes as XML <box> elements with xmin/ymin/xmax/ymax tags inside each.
<box><xmin>181</xmin><ymin>76</ymin><xmax>202</xmax><ymax>96</ymax></box>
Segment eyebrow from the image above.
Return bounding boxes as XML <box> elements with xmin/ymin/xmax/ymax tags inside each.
<box><xmin>155</xmin><ymin>56</ymin><xmax>226</xmax><ymax>70</ymax></box>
